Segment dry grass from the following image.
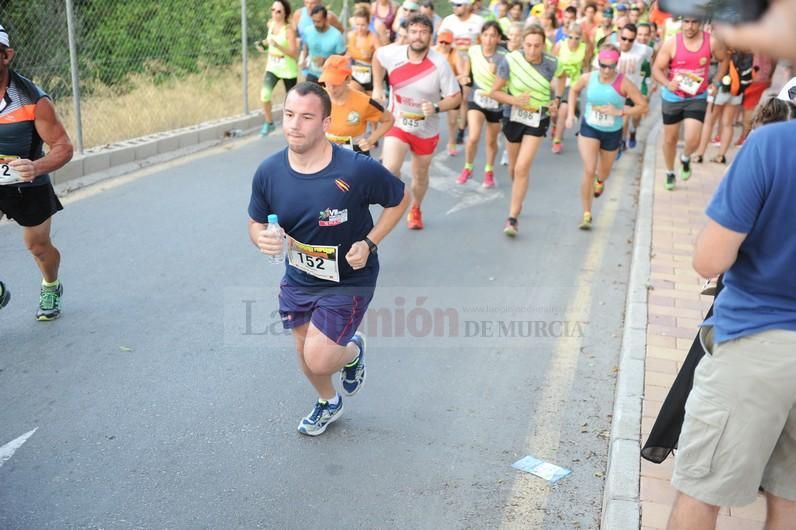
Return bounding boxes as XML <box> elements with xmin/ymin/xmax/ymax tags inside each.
<box><xmin>56</xmin><ymin>59</ymin><xmax>285</xmax><ymax>150</ymax></box>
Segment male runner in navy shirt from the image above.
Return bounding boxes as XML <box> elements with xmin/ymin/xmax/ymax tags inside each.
<box><xmin>248</xmin><ymin>82</ymin><xmax>409</xmax><ymax>436</ymax></box>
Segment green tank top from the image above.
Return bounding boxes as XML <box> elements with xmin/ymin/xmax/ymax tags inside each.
<box><xmin>505</xmin><ymin>51</ymin><xmax>555</xmax><ymax>111</ymax></box>
<box><xmin>469</xmin><ymin>45</ymin><xmax>505</xmax><ymax>93</ymax></box>
<box><xmin>266</xmin><ymin>24</ymin><xmax>298</xmax><ymax>79</ymax></box>
<box><xmin>556</xmin><ymin>41</ymin><xmax>587</xmax><ymax>84</ymax></box>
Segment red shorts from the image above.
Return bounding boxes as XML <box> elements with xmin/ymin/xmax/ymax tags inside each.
<box><xmin>385</xmin><ymin>127</ymin><xmax>440</xmax><ymax>156</ymax></box>
<box><xmin>742</xmin><ymin>81</ymin><xmax>771</xmax><ymax>110</ymax></box>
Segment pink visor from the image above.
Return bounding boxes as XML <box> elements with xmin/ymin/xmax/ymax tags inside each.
<box><xmin>598</xmin><ymin>49</ymin><xmax>620</xmax><ymax>63</ymax></box>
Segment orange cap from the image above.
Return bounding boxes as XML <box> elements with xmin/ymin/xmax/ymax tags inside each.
<box><xmin>319</xmin><ymin>55</ymin><xmax>352</xmax><ymax>85</ymax></box>
<box><xmin>438</xmin><ymin>30</ymin><xmax>453</xmax><ymax>44</ymax></box>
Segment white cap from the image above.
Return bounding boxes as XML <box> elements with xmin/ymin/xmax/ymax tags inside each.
<box><xmin>777</xmin><ymin>77</ymin><xmax>796</xmax><ymax>103</ymax></box>
<box><xmin>0</xmin><ymin>25</ymin><xmax>9</xmax><ymax>48</ymax></box>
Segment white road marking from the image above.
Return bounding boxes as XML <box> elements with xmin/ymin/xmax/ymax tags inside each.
<box><xmin>0</xmin><ymin>428</ymin><xmax>38</xmax><ymax>468</ymax></box>
<box><xmin>400</xmin><ymin>156</ymin><xmax>505</xmax><ymax>215</ymax></box>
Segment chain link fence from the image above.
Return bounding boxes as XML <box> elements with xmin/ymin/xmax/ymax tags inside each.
<box><xmin>3</xmin><ymin>0</ymin><xmax>349</xmax><ymax>153</ymax></box>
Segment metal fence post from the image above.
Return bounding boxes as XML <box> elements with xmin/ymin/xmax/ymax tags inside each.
<box><xmin>342</xmin><ymin>0</ymin><xmax>350</xmax><ymax>31</ymax></box>
<box><xmin>241</xmin><ymin>0</ymin><xmax>249</xmax><ymax>115</ymax></box>
<box><xmin>64</xmin><ymin>0</ymin><xmax>84</xmax><ymax>154</ymax></box>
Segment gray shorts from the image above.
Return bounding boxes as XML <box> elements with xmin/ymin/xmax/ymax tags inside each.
<box><xmin>661</xmin><ymin>97</ymin><xmax>708</xmax><ymax>125</ymax></box>
<box><xmin>672</xmin><ymin>328</ymin><xmax>796</xmax><ymax>507</ymax></box>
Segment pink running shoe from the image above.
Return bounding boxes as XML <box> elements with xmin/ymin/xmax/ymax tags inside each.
<box><xmin>483</xmin><ymin>171</ymin><xmax>495</xmax><ymax>188</ymax></box>
<box><xmin>456</xmin><ymin>168</ymin><xmax>472</xmax><ymax>184</ymax></box>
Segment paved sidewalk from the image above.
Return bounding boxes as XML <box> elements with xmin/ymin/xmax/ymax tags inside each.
<box><xmin>639</xmin><ymin>132</ymin><xmax>767</xmax><ymax>530</ymax></box>
<box><xmin>638</xmin><ymin>66</ymin><xmax>792</xmax><ymax>529</ymax></box>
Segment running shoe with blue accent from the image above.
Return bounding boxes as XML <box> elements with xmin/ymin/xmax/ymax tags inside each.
<box><xmin>628</xmin><ymin>130</ymin><xmax>637</xmax><ymax>149</ymax></box>
<box><xmin>341</xmin><ymin>332</ymin><xmax>367</xmax><ymax>396</ymax></box>
<box><xmin>36</xmin><ymin>282</ymin><xmax>63</xmax><ymax>321</ymax></box>
<box><xmin>297</xmin><ymin>398</ymin><xmax>344</xmax><ymax>436</ymax></box>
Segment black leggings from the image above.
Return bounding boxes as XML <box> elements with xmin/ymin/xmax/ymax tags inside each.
<box><xmin>262</xmin><ymin>72</ymin><xmax>297</xmax><ymax>102</ymax></box>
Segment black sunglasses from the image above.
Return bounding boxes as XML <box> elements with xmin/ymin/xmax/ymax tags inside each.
<box><xmin>620</xmin><ymin>36</ymin><xmax>635</xmax><ymax>42</ymax></box>
<box><xmin>598</xmin><ymin>62</ymin><xmax>617</xmax><ymax>69</ymax></box>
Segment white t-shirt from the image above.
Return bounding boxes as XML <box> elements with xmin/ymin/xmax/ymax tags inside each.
<box><xmin>439</xmin><ymin>14</ymin><xmax>485</xmax><ymax>53</ymax></box>
<box><xmin>618</xmin><ymin>42</ymin><xmax>653</xmax><ymax>89</ymax></box>
<box><xmin>376</xmin><ymin>45</ymin><xmax>460</xmax><ymax>138</ymax></box>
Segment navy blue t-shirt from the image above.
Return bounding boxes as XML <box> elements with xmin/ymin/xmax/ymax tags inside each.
<box><xmin>703</xmin><ymin>120</ymin><xmax>796</xmax><ymax>343</ymax></box>
<box><xmin>248</xmin><ymin>145</ymin><xmax>405</xmax><ymax>288</ymax></box>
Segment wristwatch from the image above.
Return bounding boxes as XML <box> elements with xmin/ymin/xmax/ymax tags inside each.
<box><xmin>364</xmin><ymin>237</ymin><xmax>378</xmax><ymax>254</ymax></box>
<box><xmin>433</xmin><ymin>103</ymin><xmax>440</xmax><ymax>114</ymax></box>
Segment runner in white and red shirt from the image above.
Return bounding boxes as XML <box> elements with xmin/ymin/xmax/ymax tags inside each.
<box><xmin>372</xmin><ymin>14</ymin><xmax>461</xmax><ymax>230</ymax></box>
<box><xmin>438</xmin><ymin>0</ymin><xmax>485</xmax><ymax>53</ymax></box>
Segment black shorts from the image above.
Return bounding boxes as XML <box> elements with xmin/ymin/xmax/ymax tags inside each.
<box><xmin>662</xmin><ymin>97</ymin><xmax>708</xmax><ymax>125</ymax></box>
<box><xmin>305</xmin><ymin>73</ymin><xmax>320</xmax><ymax>84</ymax></box>
<box><xmin>579</xmin><ymin>119</ymin><xmax>623</xmax><ymax>151</ymax></box>
<box><xmin>0</xmin><ymin>182</ymin><xmax>63</xmax><ymax>227</ymax></box>
<box><xmin>352</xmin><ymin>79</ymin><xmax>373</xmax><ymax>92</ymax></box>
<box><xmin>502</xmin><ymin>116</ymin><xmax>551</xmax><ymax>143</ymax></box>
<box><xmin>467</xmin><ymin>101</ymin><xmax>503</xmax><ymax>123</ymax></box>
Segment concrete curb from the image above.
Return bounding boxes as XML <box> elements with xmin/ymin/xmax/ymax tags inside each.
<box><xmin>51</xmin><ymin>111</ymin><xmax>270</xmax><ymax>193</ymax></box>
<box><xmin>600</xmin><ymin>113</ymin><xmax>661</xmax><ymax>530</ymax></box>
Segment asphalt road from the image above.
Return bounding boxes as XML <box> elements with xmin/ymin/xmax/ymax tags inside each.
<box><xmin>0</xmin><ymin>114</ymin><xmax>649</xmax><ymax>529</ymax></box>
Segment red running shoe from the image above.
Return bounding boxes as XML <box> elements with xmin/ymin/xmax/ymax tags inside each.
<box><xmin>407</xmin><ymin>206</ymin><xmax>424</xmax><ymax>230</ymax></box>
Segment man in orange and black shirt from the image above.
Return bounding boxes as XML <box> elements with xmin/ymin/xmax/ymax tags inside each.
<box><xmin>0</xmin><ymin>23</ymin><xmax>73</xmax><ymax>320</ymax></box>
<box><xmin>320</xmin><ymin>55</ymin><xmax>394</xmax><ymax>155</ymax></box>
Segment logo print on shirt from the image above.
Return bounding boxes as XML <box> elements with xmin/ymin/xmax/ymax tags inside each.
<box><xmin>319</xmin><ymin>208</ymin><xmax>349</xmax><ymax>227</ymax></box>
<box><xmin>347</xmin><ymin>111</ymin><xmax>360</xmax><ymax>125</ymax></box>
<box><xmin>335</xmin><ymin>178</ymin><xmax>350</xmax><ymax>192</ymax></box>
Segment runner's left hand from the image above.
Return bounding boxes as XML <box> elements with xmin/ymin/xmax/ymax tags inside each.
<box><xmin>8</xmin><ymin>159</ymin><xmax>36</xmax><ymax>181</ymax></box>
<box><xmin>421</xmin><ymin>101</ymin><xmax>435</xmax><ymax>117</ymax></box>
<box><xmin>345</xmin><ymin>241</ymin><xmax>370</xmax><ymax>270</ymax></box>
<box><xmin>357</xmin><ymin>138</ymin><xmax>372</xmax><ymax>152</ymax></box>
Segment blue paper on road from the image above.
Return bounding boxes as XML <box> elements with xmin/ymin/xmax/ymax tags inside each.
<box><xmin>512</xmin><ymin>455</ymin><xmax>572</xmax><ymax>483</ymax></box>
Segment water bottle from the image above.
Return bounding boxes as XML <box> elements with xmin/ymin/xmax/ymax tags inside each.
<box><xmin>265</xmin><ymin>214</ymin><xmax>286</xmax><ymax>264</ymax></box>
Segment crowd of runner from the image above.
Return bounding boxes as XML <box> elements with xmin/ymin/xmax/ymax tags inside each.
<box><xmin>254</xmin><ymin>0</ymin><xmax>777</xmax><ymax>236</ymax></box>
<box><xmin>1</xmin><ymin>1</ymin><xmax>786</xmax><ymax>439</ymax></box>
<box><xmin>242</xmin><ymin>0</ymin><xmax>785</xmax><ymax>435</ymax></box>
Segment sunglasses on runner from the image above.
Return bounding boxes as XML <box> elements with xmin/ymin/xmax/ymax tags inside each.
<box><xmin>620</xmin><ymin>35</ymin><xmax>635</xmax><ymax>42</ymax></box>
<box><xmin>598</xmin><ymin>62</ymin><xmax>617</xmax><ymax>69</ymax></box>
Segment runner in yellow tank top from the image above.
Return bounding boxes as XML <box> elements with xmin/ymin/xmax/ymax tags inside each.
<box><xmin>456</xmin><ymin>21</ymin><xmax>506</xmax><ymax>188</ymax></box>
<box><xmin>255</xmin><ymin>0</ymin><xmax>299</xmax><ymax>136</ymax></box>
<box><xmin>551</xmin><ymin>22</ymin><xmax>590</xmax><ymax>154</ymax></box>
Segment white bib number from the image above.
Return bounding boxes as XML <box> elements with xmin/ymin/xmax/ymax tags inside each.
<box><xmin>352</xmin><ymin>64</ymin><xmax>372</xmax><ymax>85</ymax></box>
<box><xmin>676</xmin><ymin>73</ymin><xmax>703</xmax><ymax>96</ymax></box>
<box><xmin>269</xmin><ymin>54</ymin><xmax>285</xmax><ymax>65</ymax></box>
<box><xmin>399</xmin><ymin>111</ymin><xmax>425</xmax><ymax>132</ymax></box>
<box><xmin>474</xmin><ymin>90</ymin><xmax>499</xmax><ymax>110</ymax></box>
<box><xmin>587</xmin><ymin>108</ymin><xmax>614</xmax><ymax>128</ymax></box>
<box><xmin>287</xmin><ymin>237</ymin><xmax>340</xmax><ymax>283</ymax></box>
<box><xmin>0</xmin><ymin>158</ymin><xmax>23</xmax><ymax>186</ymax></box>
<box><xmin>509</xmin><ymin>106</ymin><xmax>541</xmax><ymax>128</ymax></box>
<box><xmin>326</xmin><ymin>133</ymin><xmax>354</xmax><ymax>150</ymax></box>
